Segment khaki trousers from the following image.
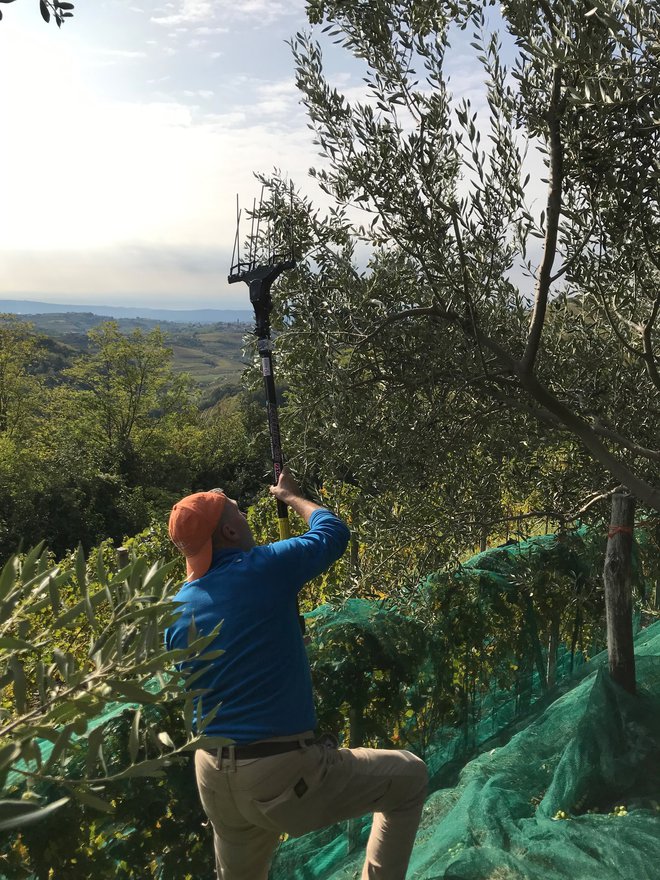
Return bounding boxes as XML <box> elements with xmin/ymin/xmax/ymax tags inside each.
<box><xmin>194</xmin><ymin>731</ymin><xmax>428</xmax><ymax>880</ymax></box>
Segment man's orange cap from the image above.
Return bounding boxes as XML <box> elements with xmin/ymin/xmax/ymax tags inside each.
<box><xmin>168</xmin><ymin>491</ymin><xmax>226</xmax><ymax>582</ymax></box>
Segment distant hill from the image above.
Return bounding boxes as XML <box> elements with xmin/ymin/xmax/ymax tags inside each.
<box><xmin>0</xmin><ymin>299</ymin><xmax>253</xmax><ymax>324</ymax></box>
<box><xmin>0</xmin><ymin>307</ymin><xmax>255</xmax><ymax>388</ymax></box>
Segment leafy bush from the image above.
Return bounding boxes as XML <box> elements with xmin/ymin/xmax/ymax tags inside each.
<box><xmin>2</xmin><ymin>705</ymin><xmax>215</xmax><ymax>880</ymax></box>
<box><xmin>0</xmin><ymin>543</ymin><xmax>227</xmax><ymax>837</ymax></box>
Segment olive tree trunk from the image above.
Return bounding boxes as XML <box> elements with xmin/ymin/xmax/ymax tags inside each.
<box><xmin>603</xmin><ymin>488</ymin><xmax>636</xmax><ymax>694</ymax></box>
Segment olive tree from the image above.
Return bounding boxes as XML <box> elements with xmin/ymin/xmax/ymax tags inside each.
<box><xmin>259</xmin><ymin>0</ymin><xmax>658</xmax><ymax>560</ymax></box>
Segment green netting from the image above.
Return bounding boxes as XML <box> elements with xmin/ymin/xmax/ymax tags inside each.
<box><xmin>304</xmin><ymin>594</ymin><xmax>592</xmax><ymax>774</ymax></box>
<box><xmin>269</xmin><ymin>621</ymin><xmax>660</xmax><ymax>880</ymax></box>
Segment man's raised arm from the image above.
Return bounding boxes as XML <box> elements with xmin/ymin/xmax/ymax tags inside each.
<box><xmin>269</xmin><ymin>466</ymin><xmax>325</xmax><ymax>524</ymax></box>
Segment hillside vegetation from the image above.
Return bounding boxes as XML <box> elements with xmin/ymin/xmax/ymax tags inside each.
<box><xmin>2</xmin><ymin>312</ymin><xmax>251</xmax><ymax>388</ymax></box>
<box><xmin>0</xmin><ymin>316</ymin><xmax>267</xmax><ymax>560</ymax></box>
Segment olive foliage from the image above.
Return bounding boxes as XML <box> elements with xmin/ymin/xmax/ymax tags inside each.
<box><xmin>0</xmin><ymin>0</ymin><xmax>74</xmax><ymax>25</ymax></box>
<box><xmin>0</xmin><ymin>543</ymin><xmax>226</xmax><ymax>830</ymax></box>
<box><xmin>259</xmin><ymin>0</ymin><xmax>659</xmax><ymax>570</ymax></box>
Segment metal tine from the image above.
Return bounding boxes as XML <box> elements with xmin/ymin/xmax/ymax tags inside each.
<box><xmin>248</xmin><ymin>197</ymin><xmax>257</xmax><ymax>269</ymax></box>
<box><xmin>229</xmin><ymin>184</ymin><xmax>296</xmax><ymax>278</ymax></box>
<box><xmin>277</xmin><ymin>214</ymin><xmax>284</xmax><ymax>263</ymax></box>
<box><xmin>231</xmin><ymin>194</ymin><xmax>241</xmax><ymax>273</ymax></box>
<box><xmin>273</xmin><ymin>194</ymin><xmax>281</xmax><ymax>263</ymax></box>
<box><xmin>237</xmin><ymin>194</ymin><xmax>241</xmax><ymax>268</ymax></box>
<box><xmin>254</xmin><ymin>185</ymin><xmax>265</xmax><ymax>266</ymax></box>
<box><xmin>274</xmin><ymin>189</ymin><xmax>281</xmax><ymax>263</ymax></box>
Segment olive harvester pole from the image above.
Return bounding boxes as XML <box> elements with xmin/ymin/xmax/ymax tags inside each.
<box><xmin>228</xmin><ymin>190</ymin><xmax>304</xmax><ymax>632</ymax></box>
<box><xmin>237</xmin><ymin>265</ymin><xmax>294</xmax><ymax>541</ymax></box>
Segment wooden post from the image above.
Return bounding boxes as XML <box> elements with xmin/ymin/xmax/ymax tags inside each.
<box><xmin>116</xmin><ymin>547</ymin><xmax>129</xmax><ymax>569</ymax></box>
<box><xmin>603</xmin><ymin>488</ymin><xmax>636</xmax><ymax>695</ymax></box>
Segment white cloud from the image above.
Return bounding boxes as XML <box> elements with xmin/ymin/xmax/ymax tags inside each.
<box><xmin>0</xmin><ymin>246</ymin><xmax>247</xmax><ymax>308</ymax></box>
<box><xmin>1</xmin><ymin>1</ymin><xmax>544</xmax><ymax>308</ymax></box>
<box><xmin>182</xmin><ymin>88</ymin><xmax>215</xmax><ymax>98</ymax></box>
<box><xmin>151</xmin><ymin>0</ymin><xmax>302</xmax><ymax>28</ymax></box>
<box><xmin>194</xmin><ymin>25</ymin><xmax>229</xmax><ymax>34</ymax></box>
<box><xmin>0</xmin><ymin>24</ymin><xmax>318</xmax><ymax>302</ymax></box>
<box><xmin>87</xmin><ymin>47</ymin><xmax>149</xmax><ymax>65</ymax></box>
<box><xmin>252</xmin><ymin>78</ymin><xmax>300</xmax><ymax>116</ymax></box>
<box><xmin>204</xmin><ymin>110</ymin><xmax>248</xmax><ymax>127</ymax></box>
<box><xmin>257</xmin><ymin>80</ymin><xmax>298</xmax><ymax>98</ymax></box>
<box><xmin>151</xmin><ymin>0</ymin><xmax>213</xmax><ymax>26</ymax></box>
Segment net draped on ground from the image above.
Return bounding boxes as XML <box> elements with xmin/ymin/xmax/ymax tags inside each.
<box><xmin>270</xmin><ymin>620</ymin><xmax>660</xmax><ymax>880</ymax></box>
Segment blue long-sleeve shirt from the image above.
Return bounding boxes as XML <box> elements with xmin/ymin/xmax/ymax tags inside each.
<box><xmin>164</xmin><ymin>508</ymin><xmax>350</xmax><ymax>742</ymax></box>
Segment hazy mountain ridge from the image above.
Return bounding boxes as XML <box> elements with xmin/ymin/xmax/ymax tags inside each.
<box><xmin>0</xmin><ymin>299</ymin><xmax>253</xmax><ymax>324</ymax></box>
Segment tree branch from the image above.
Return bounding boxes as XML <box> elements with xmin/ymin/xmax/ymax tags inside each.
<box><xmin>590</xmin><ymin>418</ymin><xmax>660</xmax><ymax>462</ymax></box>
<box><xmin>640</xmin><ymin>218</ymin><xmax>660</xmax><ymax>274</ymax></box>
<box><xmin>487</xmin><ymin>384</ymin><xmax>563</xmax><ymax>429</ymax></box>
<box><xmin>642</xmin><ymin>291</ymin><xmax>660</xmax><ymax>391</ymax></box>
<box><xmin>514</xmin><ymin>368</ymin><xmax>660</xmax><ymax>509</ymax></box>
<box><xmin>355</xmin><ymin>306</ymin><xmax>448</xmax><ymax>348</ymax></box>
<box><xmin>522</xmin><ymin>64</ymin><xmax>564</xmax><ymax>374</ymax></box>
<box><xmin>450</xmin><ymin>320</ymin><xmax>660</xmax><ymax>510</ymax></box>
<box><xmin>563</xmin><ymin>487</ymin><xmax>620</xmax><ymax>522</ymax></box>
<box><xmin>594</xmin><ymin>276</ymin><xmax>645</xmax><ymax>358</ymax></box>
<box><xmin>466</xmin><ymin>488</ymin><xmax>618</xmax><ymax>532</ymax></box>
<box><xmin>351</xmin><ymin>288</ymin><xmax>660</xmax><ymax>510</ymax></box>
<box><xmin>549</xmin><ymin>222</ymin><xmax>596</xmax><ymax>284</ymax></box>
<box><xmin>484</xmin><ymin>386</ymin><xmax>657</xmax><ymax>483</ymax></box>
<box><xmin>0</xmin><ymin>672</ymin><xmax>104</xmax><ymax>739</ymax></box>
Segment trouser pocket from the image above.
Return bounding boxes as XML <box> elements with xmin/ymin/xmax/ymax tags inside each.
<box><xmin>252</xmin><ymin>745</ymin><xmax>350</xmax><ymax>838</ymax></box>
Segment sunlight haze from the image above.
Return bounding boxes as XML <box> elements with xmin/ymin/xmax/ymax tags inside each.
<box><xmin>0</xmin><ymin>1</ymin><xmax>540</xmax><ymax>309</ymax></box>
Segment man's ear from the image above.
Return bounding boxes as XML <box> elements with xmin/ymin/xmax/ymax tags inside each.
<box><xmin>212</xmin><ymin>520</ymin><xmax>234</xmax><ymax>548</ymax></box>
<box><xmin>220</xmin><ymin>522</ymin><xmax>238</xmax><ymax>542</ymax></box>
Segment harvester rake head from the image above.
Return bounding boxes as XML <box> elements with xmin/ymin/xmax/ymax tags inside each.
<box><xmin>228</xmin><ymin>185</ymin><xmax>296</xmax><ymax>337</ymax></box>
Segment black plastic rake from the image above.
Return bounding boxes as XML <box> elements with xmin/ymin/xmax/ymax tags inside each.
<box><xmin>228</xmin><ymin>186</ymin><xmax>296</xmax><ymax>542</ymax></box>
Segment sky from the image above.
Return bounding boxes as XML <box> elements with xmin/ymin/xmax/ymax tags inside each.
<box><xmin>0</xmin><ymin>1</ymin><xmax>542</xmax><ymax>310</ymax></box>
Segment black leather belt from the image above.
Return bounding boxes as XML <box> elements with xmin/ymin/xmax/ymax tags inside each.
<box><xmin>210</xmin><ymin>737</ymin><xmax>317</xmax><ymax>760</ymax></box>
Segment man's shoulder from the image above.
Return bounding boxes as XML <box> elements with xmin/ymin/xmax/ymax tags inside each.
<box><xmin>246</xmin><ymin>543</ymin><xmax>280</xmax><ymax>565</ymax></box>
<box><xmin>170</xmin><ymin>580</ymin><xmax>196</xmax><ymax>601</ymax></box>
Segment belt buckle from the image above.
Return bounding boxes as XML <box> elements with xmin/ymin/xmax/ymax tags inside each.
<box><xmin>315</xmin><ymin>732</ymin><xmax>339</xmax><ymax>749</ymax></box>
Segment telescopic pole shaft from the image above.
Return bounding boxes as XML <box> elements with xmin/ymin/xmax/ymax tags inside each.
<box><xmin>229</xmin><ymin>258</ymin><xmax>302</xmax><ymax>632</ymax></box>
<box><xmin>257</xmin><ymin>333</ymin><xmax>305</xmax><ymax>635</ymax></box>
<box><xmin>257</xmin><ymin>338</ymin><xmax>290</xmax><ymax>539</ymax></box>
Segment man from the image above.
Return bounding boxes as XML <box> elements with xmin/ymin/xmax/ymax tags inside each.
<box><xmin>165</xmin><ymin>468</ymin><xmax>428</xmax><ymax>880</ymax></box>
